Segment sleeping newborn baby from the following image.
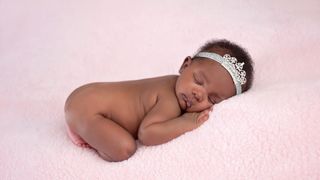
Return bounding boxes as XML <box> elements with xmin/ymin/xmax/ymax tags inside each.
<box><xmin>64</xmin><ymin>39</ymin><xmax>254</xmax><ymax>162</ymax></box>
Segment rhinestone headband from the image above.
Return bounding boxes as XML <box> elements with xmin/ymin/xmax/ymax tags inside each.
<box><xmin>194</xmin><ymin>52</ymin><xmax>246</xmax><ymax>95</ymax></box>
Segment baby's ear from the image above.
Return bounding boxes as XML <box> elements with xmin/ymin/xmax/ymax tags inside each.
<box><xmin>179</xmin><ymin>56</ymin><xmax>192</xmax><ymax>74</ymax></box>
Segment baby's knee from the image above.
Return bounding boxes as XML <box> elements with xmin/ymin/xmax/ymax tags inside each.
<box><xmin>118</xmin><ymin>139</ymin><xmax>137</xmax><ymax>160</ymax></box>
<box><xmin>100</xmin><ymin>139</ymin><xmax>137</xmax><ymax>162</ymax></box>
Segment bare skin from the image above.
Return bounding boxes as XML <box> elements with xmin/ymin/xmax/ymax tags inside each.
<box><xmin>64</xmin><ymin>55</ymin><xmax>236</xmax><ymax>162</ymax></box>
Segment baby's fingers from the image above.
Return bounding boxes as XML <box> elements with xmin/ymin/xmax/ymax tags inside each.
<box><xmin>196</xmin><ymin>110</ymin><xmax>210</xmax><ymax>123</ymax></box>
<box><xmin>196</xmin><ymin>114</ymin><xmax>209</xmax><ymax>124</ymax></box>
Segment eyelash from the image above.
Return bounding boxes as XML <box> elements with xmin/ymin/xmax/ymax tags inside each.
<box><xmin>208</xmin><ymin>97</ymin><xmax>215</xmax><ymax>104</ymax></box>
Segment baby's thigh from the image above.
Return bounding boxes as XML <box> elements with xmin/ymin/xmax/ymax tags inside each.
<box><xmin>78</xmin><ymin>114</ymin><xmax>137</xmax><ymax>162</ymax></box>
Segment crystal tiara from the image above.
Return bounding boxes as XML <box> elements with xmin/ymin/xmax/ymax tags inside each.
<box><xmin>194</xmin><ymin>52</ymin><xmax>247</xmax><ymax>95</ymax></box>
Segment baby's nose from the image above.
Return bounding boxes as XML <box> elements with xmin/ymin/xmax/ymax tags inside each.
<box><xmin>192</xmin><ymin>91</ymin><xmax>203</xmax><ymax>102</ymax></box>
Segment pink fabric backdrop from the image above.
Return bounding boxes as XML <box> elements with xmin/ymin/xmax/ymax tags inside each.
<box><xmin>1</xmin><ymin>0</ymin><xmax>320</xmax><ymax>179</ymax></box>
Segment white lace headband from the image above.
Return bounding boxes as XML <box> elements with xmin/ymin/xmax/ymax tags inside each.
<box><xmin>194</xmin><ymin>52</ymin><xmax>246</xmax><ymax>95</ymax></box>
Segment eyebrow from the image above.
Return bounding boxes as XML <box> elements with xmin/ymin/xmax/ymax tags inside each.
<box><xmin>198</xmin><ymin>71</ymin><xmax>225</xmax><ymax>100</ymax></box>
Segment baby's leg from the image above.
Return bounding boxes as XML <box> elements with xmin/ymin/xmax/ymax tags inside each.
<box><xmin>70</xmin><ymin>114</ymin><xmax>137</xmax><ymax>162</ymax></box>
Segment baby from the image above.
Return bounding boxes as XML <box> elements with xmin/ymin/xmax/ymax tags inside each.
<box><xmin>64</xmin><ymin>39</ymin><xmax>254</xmax><ymax>162</ymax></box>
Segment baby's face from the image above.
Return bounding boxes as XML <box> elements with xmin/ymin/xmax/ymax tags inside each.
<box><xmin>175</xmin><ymin>57</ymin><xmax>236</xmax><ymax>112</ymax></box>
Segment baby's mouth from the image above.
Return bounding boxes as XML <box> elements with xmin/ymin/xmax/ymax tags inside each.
<box><xmin>182</xmin><ymin>94</ymin><xmax>192</xmax><ymax>109</ymax></box>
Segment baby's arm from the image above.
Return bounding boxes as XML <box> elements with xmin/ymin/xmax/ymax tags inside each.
<box><xmin>138</xmin><ymin>98</ymin><xmax>211</xmax><ymax>146</ymax></box>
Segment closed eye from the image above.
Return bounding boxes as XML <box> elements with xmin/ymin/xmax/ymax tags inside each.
<box><xmin>193</xmin><ymin>73</ymin><xmax>204</xmax><ymax>85</ymax></box>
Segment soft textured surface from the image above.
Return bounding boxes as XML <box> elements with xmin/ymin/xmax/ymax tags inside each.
<box><xmin>1</xmin><ymin>0</ymin><xmax>320</xmax><ymax>179</ymax></box>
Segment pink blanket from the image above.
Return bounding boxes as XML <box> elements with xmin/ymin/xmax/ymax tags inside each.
<box><xmin>1</xmin><ymin>0</ymin><xmax>320</xmax><ymax>179</ymax></box>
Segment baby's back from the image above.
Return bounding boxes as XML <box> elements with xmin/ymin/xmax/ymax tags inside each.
<box><xmin>64</xmin><ymin>75</ymin><xmax>179</xmax><ymax>138</ymax></box>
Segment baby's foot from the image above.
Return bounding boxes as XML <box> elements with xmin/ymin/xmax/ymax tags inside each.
<box><xmin>66</xmin><ymin>125</ymin><xmax>92</xmax><ymax>148</ymax></box>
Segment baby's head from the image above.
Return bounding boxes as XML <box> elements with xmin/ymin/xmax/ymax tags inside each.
<box><xmin>175</xmin><ymin>39</ymin><xmax>254</xmax><ymax>112</ymax></box>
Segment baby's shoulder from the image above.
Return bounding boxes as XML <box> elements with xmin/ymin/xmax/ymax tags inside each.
<box><xmin>141</xmin><ymin>75</ymin><xmax>178</xmax><ymax>97</ymax></box>
<box><xmin>155</xmin><ymin>76</ymin><xmax>181</xmax><ymax>115</ymax></box>
<box><xmin>153</xmin><ymin>75</ymin><xmax>178</xmax><ymax>91</ymax></box>
<box><xmin>152</xmin><ymin>76</ymin><xmax>177</xmax><ymax>97</ymax></box>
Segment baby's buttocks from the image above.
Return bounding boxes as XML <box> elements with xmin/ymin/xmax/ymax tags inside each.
<box><xmin>65</xmin><ymin>84</ymin><xmax>105</xmax><ymax>117</ymax></box>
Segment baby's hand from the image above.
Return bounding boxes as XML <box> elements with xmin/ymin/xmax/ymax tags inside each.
<box><xmin>182</xmin><ymin>107</ymin><xmax>213</xmax><ymax>130</ymax></box>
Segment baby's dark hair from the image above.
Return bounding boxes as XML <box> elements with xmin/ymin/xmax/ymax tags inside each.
<box><xmin>193</xmin><ymin>39</ymin><xmax>254</xmax><ymax>92</ymax></box>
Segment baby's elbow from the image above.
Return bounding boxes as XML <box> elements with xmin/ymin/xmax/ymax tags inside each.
<box><xmin>138</xmin><ymin>128</ymin><xmax>154</xmax><ymax>146</ymax></box>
